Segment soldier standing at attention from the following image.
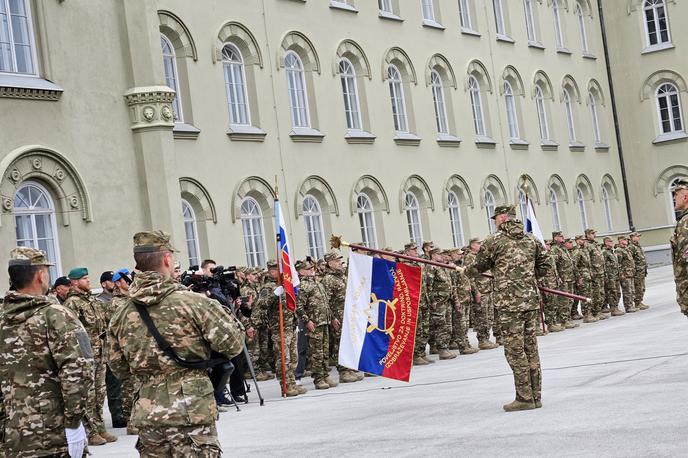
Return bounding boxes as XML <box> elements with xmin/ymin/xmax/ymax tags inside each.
<box><xmin>447</xmin><ymin>248</ymin><xmax>479</xmax><ymax>354</ymax></box>
<box><xmin>407</xmin><ymin>243</ymin><xmax>433</xmax><ymax>366</ymax></box>
<box><xmin>616</xmin><ymin>235</ymin><xmax>637</xmax><ymax>313</ymax></box>
<box><xmin>425</xmin><ymin>249</ymin><xmax>458</xmax><ymax>361</ymax></box>
<box><xmin>572</xmin><ymin>235</ymin><xmax>593</xmax><ymax>322</ymax></box>
<box><xmin>0</xmin><ymin>247</ymin><xmax>93</xmax><ymax>457</ymax></box>
<box><xmin>670</xmin><ymin>178</ymin><xmax>688</xmax><ymax>317</ymax></box>
<box><xmin>464</xmin><ymin>238</ymin><xmax>500</xmax><ymax>349</ymax></box>
<box><xmin>602</xmin><ymin>237</ymin><xmax>624</xmax><ymax>316</ymax></box>
<box><xmin>584</xmin><ymin>229</ymin><xmax>608</xmax><ymax>320</ymax></box>
<box><xmin>629</xmin><ymin>232</ymin><xmax>649</xmax><ymax>310</ymax></box>
<box><xmin>465</xmin><ymin>206</ymin><xmax>552</xmax><ymax>412</ymax></box>
<box><xmin>107</xmin><ymin>231</ymin><xmax>245</xmax><ymax>456</ymax></box>
<box><xmin>63</xmin><ymin>267</ymin><xmax>116</xmax><ymax>446</ymax></box>
<box><xmin>550</xmin><ymin>233</ymin><xmax>579</xmax><ymax>330</ymax></box>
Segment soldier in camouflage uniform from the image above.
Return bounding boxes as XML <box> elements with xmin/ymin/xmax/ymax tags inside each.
<box><xmin>425</xmin><ymin>249</ymin><xmax>457</xmax><ymax>360</ymax></box>
<box><xmin>602</xmin><ymin>237</ymin><xmax>624</xmax><ymax>316</ymax></box>
<box><xmin>108</xmin><ymin>231</ymin><xmax>245</xmax><ymax>457</ymax></box>
<box><xmin>550</xmin><ymin>233</ymin><xmax>579</xmax><ymax>330</ymax></box>
<box><xmin>584</xmin><ymin>229</ymin><xmax>608</xmax><ymax>320</ymax></box>
<box><xmin>0</xmin><ymin>247</ymin><xmax>94</xmax><ymax>458</ymax></box>
<box><xmin>255</xmin><ymin>261</ymin><xmax>307</xmax><ymax>397</ymax></box>
<box><xmin>616</xmin><ymin>235</ymin><xmax>637</xmax><ymax>313</ymax></box>
<box><xmin>408</xmin><ymin>243</ymin><xmax>433</xmax><ymax>366</ymax></box>
<box><xmin>242</xmin><ymin>268</ymin><xmax>274</xmax><ymax>381</ymax></box>
<box><xmin>629</xmin><ymin>232</ymin><xmax>649</xmax><ymax>310</ymax></box>
<box><xmin>63</xmin><ymin>267</ymin><xmax>117</xmax><ymax>445</ymax></box>
<box><xmin>447</xmin><ymin>249</ymin><xmax>479</xmax><ymax>354</ymax></box>
<box><xmin>465</xmin><ymin>206</ymin><xmax>552</xmax><ymax>412</ymax></box>
<box><xmin>296</xmin><ymin>259</ymin><xmax>337</xmax><ymax>389</ymax></box>
<box><xmin>540</xmin><ymin>240</ymin><xmax>562</xmax><ymax>332</ymax></box>
<box><xmin>572</xmin><ymin>236</ymin><xmax>594</xmax><ymax>322</ymax></box>
<box><xmin>670</xmin><ymin>178</ymin><xmax>688</xmax><ymax>318</ymax></box>
<box><xmin>464</xmin><ymin>238</ymin><xmax>500</xmax><ymax>349</ymax></box>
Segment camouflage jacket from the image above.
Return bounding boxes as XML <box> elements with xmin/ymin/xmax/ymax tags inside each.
<box><xmin>107</xmin><ymin>271</ymin><xmax>244</xmax><ymax>428</ymax></box>
<box><xmin>425</xmin><ymin>264</ymin><xmax>453</xmax><ymax>303</ymax></box>
<box><xmin>239</xmin><ymin>283</ymin><xmax>260</xmax><ymax>329</ymax></box>
<box><xmin>256</xmin><ymin>279</ymin><xmax>296</xmax><ymax>333</ymax></box>
<box><xmin>585</xmin><ymin>239</ymin><xmax>605</xmax><ymax>276</ymax></box>
<box><xmin>450</xmin><ymin>268</ymin><xmax>472</xmax><ymax>306</ymax></box>
<box><xmin>671</xmin><ymin>209</ymin><xmax>688</xmax><ymax>311</ymax></box>
<box><xmin>105</xmin><ymin>288</ymin><xmax>128</xmax><ymax>325</ymax></box>
<box><xmin>572</xmin><ymin>246</ymin><xmax>592</xmax><ymax>282</ymax></box>
<box><xmin>63</xmin><ymin>290</ymin><xmax>108</xmax><ymax>358</ymax></box>
<box><xmin>463</xmin><ymin>250</ymin><xmax>492</xmax><ymax>294</ymax></box>
<box><xmin>550</xmin><ymin>244</ymin><xmax>575</xmax><ymax>283</ymax></box>
<box><xmin>466</xmin><ymin>220</ymin><xmax>551</xmax><ymax>312</ymax></box>
<box><xmin>629</xmin><ymin>241</ymin><xmax>647</xmax><ymax>276</ymax></box>
<box><xmin>540</xmin><ymin>250</ymin><xmax>559</xmax><ymax>289</ymax></box>
<box><xmin>320</xmin><ymin>268</ymin><xmax>347</xmax><ymax>322</ymax></box>
<box><xmin>0</xmin><ymin>292</ymin><xmax>94</xmax><ymax>457</ymax></box>
<box><xmin>296</xmin><ymin>276</ymin><xmax>330</xmax><ymax>326</ymax></box>
<box><xmin>616</xmin><ymin>246</ymin><xmax>635</xmax><ymax>279</ymax></box>
<box><xmin>603</xmin><ymin>247</ymin><xmax>619</xmax><ymax>282</ymax></box>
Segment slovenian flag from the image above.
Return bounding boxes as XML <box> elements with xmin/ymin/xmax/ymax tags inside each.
<box><xmin>525</xmin><ymin>195</ymin><xmax>544</xmax><ymax>243</ymax></box>
<box><xmin>338</xmin><ymin>252</ymin><xmax>422</xmax><ymax>382</ymax></box>
<box><xmin>274</xmin><ymin>199</ymin><xmax>299</xmax><ymax>311</ymax></box>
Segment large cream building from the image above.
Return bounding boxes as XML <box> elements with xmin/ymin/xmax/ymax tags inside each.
<box><xmin>0</xmin><ymin>0</ymin><xmax>656</xmax><ymax>286</ymax></box>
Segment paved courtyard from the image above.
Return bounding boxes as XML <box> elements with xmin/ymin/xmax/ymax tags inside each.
<box><xmin>95</xmin><ymin>265</ymin><xmax>687</xmax><ymax>457</ymax></box>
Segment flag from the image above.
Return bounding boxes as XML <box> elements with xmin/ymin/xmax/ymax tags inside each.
<box><xmin>338</xmin><ymin>252</ymin><xmax>422</xmax><ymax>382</ymax></box>
<box><xmin>274</xmin><ymin>199</ymin><xmax>299</xmax><ymax>311</ymax></box>
<box><xmin>525</xmin><ymin>196</ymin><xmax>544</xmax><ymax>243</ymax></box>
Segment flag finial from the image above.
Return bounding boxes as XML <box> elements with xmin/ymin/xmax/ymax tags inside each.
<box><xmin>329</xmin><ymin>235</ymin><xmax>350</xmax><ymax>250</ymax></box>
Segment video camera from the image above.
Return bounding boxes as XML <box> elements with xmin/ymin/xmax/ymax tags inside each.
<box><xmin>181</xmin><ymin>264</ymin><xmax>241</xmax><ymax>309</ymax></box>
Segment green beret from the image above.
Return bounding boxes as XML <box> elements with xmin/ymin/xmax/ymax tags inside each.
<box><xmin>68</xmin><ymin>267</ymin><xmax>89</xmax><ymax>280</ymax></box>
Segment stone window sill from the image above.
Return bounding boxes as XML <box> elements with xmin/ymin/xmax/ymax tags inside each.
<box><xmin>642</xmin><ymin>42</ymin><xmax>674</xmax><ymax>55</ymax></box>
<box><xmin>173</xmin><ymin>123</ymin><xmax>201</xmax><ymax>140</ymax></box>
<box><xmin>509</xmin><ymin>138</ymin><xmax>529</xmax><ymax>150</ymax></box>
<box><xmin>528</xmin><ymin>40</ymin><xmax>545</xmax><ymax>50</ymax></box>
<box><xmin>379</xmin><ymin>10</ymin><xmax>403</xmax><ymax>22</ymax></box>
<box><xmin>289</xmin><ymin>127</ymin><xmax>324</xmax><ymax>143</ymax></box>
<box><xmin>460</xmin><ymin>27</ymin><xmax>481</xmax><ymax>37</ymax></box>
<box><xmin>569</xmin><ymin>141</ymin><xmax>586</xmax><ymax>152</ymax></box>
<box><xmin>475</xmin><ymin>135</ymin><xmax>496</xmax><ymax>148</ymax></box>
<box><xmin>0</xmin><ymin>74</ymin><xmax>63</xmax><ymax>101</ymax></box>
<box><xmin>422</xmin><ymin>19</ymin><xmax>445</xmax><ymax>30</ymax></box>
<box><xmin>594</xmin><ymin>142</ymin><xmax>610</xmax><ymax>151</ymax></box>
<box><xmin>329</xmin><ymin>1</ymin><xmax>357</xmax><ymax>12</ymax></box>
<box><xmin>393</xmin><ymin>131</ymin><xmax>421</xmax><ymax>146</ymax></box>
<box><xmin>345</xmin><ymin>129</ymin><xmax>376</xmax><ymax>144</ymax></box>
<box><xmin>540</xmin><ymin>139</ymin><xmax>559</xmax><ymax>151</ymax></box>
<box><xmin>582</xmin><ymin>52</ymin><xmax>597</xmax><ymax>60</ymax></box>
<box><xmin>556</xmin><ymin>47</ymin><xmax>572</xmax><ymax>55</ymax></box>
<box><xmin>496</xmin><ymin>34</ymin><xmax>515</xmax><ymax>43</ymax></box>
<box><xmin>227</xmin><ymin>124</ymin><xmax>267</xmax><ymax>142</ymax></box>
<box><xmin>652</xmin><ymin>131</ymin><xmax>688</xmax><ymax>144</ymax></box>
<box><xmin>436</xmin><ymin>133</ymin><xmax>461</xmax><ymax>147</ymax></box>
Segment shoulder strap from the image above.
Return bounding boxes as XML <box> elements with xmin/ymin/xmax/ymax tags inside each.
<box><xmin>133</xmin><ymin>302</ymin><xmax>228</xmax><ymax>370</ymax></box>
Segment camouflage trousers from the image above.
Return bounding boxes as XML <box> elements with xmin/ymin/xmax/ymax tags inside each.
<box><xmin>105</xmin><ymin>366</ymin><xmax>125</xmax><ymax>425</ymax></box>
<box><xmin>556</xmin><ymin>281</ymin><xmax>574</xmax><ymax>324</ymax></box>
<box><xmin>633</xmin><ymin>273</ymin><xmax>646</xmax><ymax>306</ymax></box>
<box><xmin>414</xmin><ymin>303</ymin><xmax>429</xmax><ymax>357</ymax></box>
<box><xmin>543</xmin><ymin>291</ymin><xmax>558</xmax><ymax>326</ymax></box>
<box><xmin>498</xmin><ymin>309</ymin><xmax>541</xmax><ymax>403</ymax></box>
<box><xmin>451</xmin><ymin>302</ymin><xmax>470</xmax><ymax>349</ymax></box>
<box><xmin>136</xmin><ymin>423</ymin><xmax>221</xmax><ymax>457</ymax></box>
<box><xmin>255</xmin><ymin>326</ymin><xmax>273</xmax><ymax>373</ymax></box>
<box><xmin>590</xmin><ymin>276</ymin><xmax>605</xmax><ymax>315</ymax></box>
<box><xmin>307</xmin><ymin>325</ymin><xmax>330</xmax><ymax>383</ymax></box>
<box><xmin>85</xmin><ymin>354</ymin><xmax>106</xmax><ymax>437</ymax></box>
<box><xmin>473</xmin><ymin>294</ymin><xmax>495</xmax><ymax>343</ymax></box>
<box><xmin>271</xmin><ymin>325</ymin><xmax>298</xmax><ymax>388</ymax></box>
<box><xmin>429</xmin><ymin>299</ymin><xmax>452</xmax><ymax>351</ymax></box>
<box><xmin>605</xmin><ymin>278</ymin><xmax>620</xmax><ymax>310</ymax></box>
<box><xmin>620</xmin><ymin>277</ymin><xmax>635</xmax><ymax>311</ymax></box>
<box><xmin>574</xmin><ymin>280</ymin><xmax>592</xmax><ymax>316</ymax></box>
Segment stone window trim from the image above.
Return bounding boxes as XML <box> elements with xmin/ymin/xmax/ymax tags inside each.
<box><xmin>294</xmin><ymin>175</ymin><xmax>339</xmax><ymax>219</ymax></box>
<box><xmin>547</xmin><ymin>174</ymin><xmax>570</xmax><ymax>204</ymax></box>
<box><xmin>350</xmin><ymin>175</ymin><xmax>390</xmax><ymax>215</ymax></box>
<box><xmin>0</xmin><ymin>74</ymin><xmax>63</xmax><ymax>101</ymax></box>
<box><xmin>399</xmin><ymin>174</ymin><xmax>434</xmax><ymax>213</ymax></box>
<box><xmin>443</xmin><ymin>175</ymin><xmax>475</xmax><ymax>211</ymax></box>
<box><xmin>179</xmin><ymin>177</ymin><xmax>217</xmax><ymax>223</ymax></box>
<box><xmin>329</xmin><ymin>1</ymin><xmax>358</xmax><ymax>13</ymax></box>
<box><xmin>231</xmin><ymin>176</ymin><xmax>276</xmax><ymax>223</ymax></box>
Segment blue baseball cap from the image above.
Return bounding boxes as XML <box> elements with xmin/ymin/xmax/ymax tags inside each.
<box><xmin>112</xmin><ymin>268</ymin><xmax>130</xmax><ymax>282</ymax></box>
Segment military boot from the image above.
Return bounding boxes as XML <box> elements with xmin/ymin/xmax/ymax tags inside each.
<box><xmin>340</xmin><ymin>371</ymin><xmax>360</xmax><ymax>383</ymax></box>
<box><xmin>325</xmin><ymin>376</ymin><xmax>339</xmax><ymax>388</ymax></box>
<box><xmin>625</xmin><ymin>306</ymin><xmax>637</xmax><ymax>313</ymax></box>
<box><xmin>126</xmin><ymin>426</ymin><xmax>139</xmax><ymax>436</ymax></box>
<box><xmin>413</xmin><ymin>356</ymin><xmax>429</xmax><ymax>366</ymax></box>
<box><xmin>88</xmin><ymin>435</ymin><xmax>107</xmax><ymax>446</ymax></box>
<box><xmin>255</xmin><ymin>372</ymin><xmax>272</xmax><ymax>381</ymax></box>
<box><xmin>422</xmin><ymin>356</ymin><xmax>436</xmax><ymax>364</ymax></box>
<box><xmin>296</xmin><ymin>384</ymin><xmax>308</xmax><ymax>395</ymax></box>
<box><xmin>611</xmin><ymin>308</ymin><xmax>625</xmax><ymax>317</ymax></box>
<box><xmin>100</xmin><ymin>432</ymin><xmax>118</xmax><ymax>443</ymax></box>
<box><xmin>285</xmin><ymin>386</ymin><xmax>300</xmax><ymax>397</ymax></box>
<box><xmin>571</xmin><ymin>313</ymin><xmax>583</xmax><ymax>320</ymax></box>
<box><xmin>479</xmin><ymin>340</ymin><xmax>499</xmax><ymax>350</ymax></box>
<box><xmin>459</xmin><ymin>346</ymin><xmax>479</xmax><ymax>355</ymax></box>
<box><xmin>534</xmin><ymin>400</ymin><xmax>542</xmax><ymax>408</ymax></box>
<box><xmin>548</xmin><ymin>324</ymin><xmax>563</xmax><ymax>332</ymax></box>
<box><xmin>438</xmin><ymin>349</ymin><xmax>457</xmax><ymax>360</ymax></box>
<box><xmin>314</xmin><ymin>379</ymin><xmax>330</xmax><ymax>390</ymax></box>
<box><xmin>448</xmin><ymin>341</ymin><xmax>460</xmax><ymax>350</ymax></box>
<box><xmin>503</xmin><ymin>400</ymin><xmax>536</xmax><ymax>412</ymax></box>
<box><xmin>354</xmin><ymin>371</ymin><xmax>365</xmax><ymax>380</ymax></box>
<box><xmin>429</xmin><ymin>346</ymin><xmax>439</xmax><ymax>355</ymax></box>
<box><xmin>596</xmin><ymin>313</ymin><xmax>608</xmax><ymax>320</ymax></box>
<box><xmin>564</xmin><ymin>320</ymin><xmax>579</xmax><ymax>329</ymax></box>
<box><xmin>637</xmin><ymin>303</ymin><xmax>649</xmax><ymax>310</ymax></box>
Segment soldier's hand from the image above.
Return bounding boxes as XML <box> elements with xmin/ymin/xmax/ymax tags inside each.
<box><xmin>331</xmin><ymin>318</ymin><xmax>341</xmax><ymax>331</ymax></box>
<box><xmin>306</xmin><ymin>320</ymin><xmax>315</xmax><ymax>332</ymax></box>
<box><xmin>475</xmin><ymin>292</ymin><xmax>481</xmax><ymax>304</ymax></box>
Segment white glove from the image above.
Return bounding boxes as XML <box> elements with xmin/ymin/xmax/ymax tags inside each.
<box><xmin>65</xmin><ymin>422</ymin><xmax>86</xmax><ymax>458</ymax></box>
<box><xmin>273</xmin><ymin>286</ymin><xmax>284</xmax><ymax>296</ymax></box>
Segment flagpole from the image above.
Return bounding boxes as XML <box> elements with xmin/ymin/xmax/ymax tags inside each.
<box><xmin>274</xmin><ymin>188</ymin><xmax>288</xmax><ymax>397</ymax></box>
<box><xmin>523</xmin><ymin>177</ymin><xmax>548</xmax><ymax>334</ymax></box>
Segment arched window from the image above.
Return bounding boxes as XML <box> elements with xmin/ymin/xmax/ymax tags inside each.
<box><xmin>524</xmin><ymin>0</ymin><xmax>537</xmax><ymax>42</ymax></box>
<box><xmin>549</xmin><ymin>188</ymin><xmax>561</xmax><ymax>231</ymax></box>
<box><xmin>493</xmin><ymin>0</ymin><xmax>506</xmax><ymax>35</ymax></box>
<box><xmin>388</xmin><ymin>64</ymin><xmax>408</xmax><ymax>133</ymax></box>
<box><xmin>643</xmin><ymin>0</ymin><xmax>670</xmax><ymax>47</ymax></box>
<box><xmin>422</xmin><ymin>0</ymin><xmax>436</xmax><ymax>21</ymax></box>
<box><xmin>303</xmin><ymin>195</ymin><xmax>325</xmax><ymax>259</ymax></box>
<box><xmin>431</xmin><ymin>70</ymin><xmax>449</xmax><ymax>134</ymax></box>
<box><xmin>589</xmin><ymin>93</ymin><xmax>602</xmax><ymax>143</ymax></box>
<box><xmin>285</xmin><ymin>51</ymin><xmax>310</xmax><ymax>128</ymax></box>
<box><xmin>535</xmin><ymin>85</ymin><xmax>550</xmax><ymax>140</ymax></box>
<box><xmin>405</xmin><ymin>192</ymin><xmax>423</xmax><ymax>245</ymax></box>
<box><xmin>448</xmin><ymin>191</ymin><xmax>464</xmax><ymax>247</ymax></box>
<box><xmin>459</xmin><ymin>0</ymin><xmax>472</xmax><ymax>29</ymax></box>
<box><xmin>469</xmin><ymin>76</ymin><xmax>486</xmax><ymax>136</ymax></box>
<box><xmin>0</xmin><ymin>0</ymin><xmax>37</xmax><ymax>74</ymax></box>
<box><xmin>379</xmin><ymin>0</ymin><xmax>393</xmax><ymax>13</ymax></box>
<box><xmin>552</xmin><ymin>1</ymin><xmax>565</xmax><ymax>48</ymax></box>
<box><xmin>161</xmin><ymin>34</ymin><xmax>183</xmax><ymax>122</ymax></box>
<box><xmin>485</xmin><ymin>190</ymin><xmax>497</xmax><ymax>233</ymax></box>
<box><xmin>14</xmin><ymin>182</ymin><xmax>61</xmax><ymax>279</ymax></box>
<box><xmin>182</xmin><ymin>199</ymin><xmax>200</xmax><ymax>267</ymax></box>
<box><xmin>575</xmin><ymin>3</ymin><xmax>590</xmax><ymax>53</ymax></box>
<box><xmin>339</xmin><ymin>58</ymin><xmax>362</xmax><ymax>131</ymax></box>
<box><xmin>656</xmin><ymin>83</ymin><xmax>683</xmax><ymax>134</ymax></box>
<box><xmin>222</xmin><ymin>43</ymin><xmax>251</xmax><ymax>126</ymax></box>
<box><xmin>240</xmin><ymin>197</ymin><xmax>266</xmax><ymax>267</ymax></box>
<box><xmin>518</xmin><ymin>190</ymin><xmax>528</xmax><ymax>220</ymax></box>
<box><xmin>357</xmin><ymin>194</ymin><xmax>378</xmax><ymax>248</ymax></box>
<box><xmin>504</xmin><ymin>81</ymin><xmax>520</xmax><ymax>139</ymax></box>
<box><xmin>576</xmin><ymin>186</ymin><xmax>588</xmax><ymax>231</ymax></box>
<box><xmin>563</xmin><ymin>88</ymin><xmax>577</xmax><ymax>142</ymax></box>
<box><xmin>601</xmin><ymin>186</ymin><xmax>613</xmax><ymax>231</ymax></box>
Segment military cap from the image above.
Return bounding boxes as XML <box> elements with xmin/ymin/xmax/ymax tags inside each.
<box><xmin>236</xmin><ymin>266</ymin><xmax>249</xmax><ymax>274</ymax></box>
<box><xmin>617</xmin><ymin>235</ymin><xmax>628</xmax><ymax>241</ymax></box>
<box><xmin>428</xmin><ymin>247</ymin><xmax>442</xmax><ymax>256</ymax></box>
<box><xmin>564</xmin><ymin>238</ymin><xmax>574</xmax><ymax>244</ymax></box>
<box><xmin>112</xmin><ymin>268</ymin><xmax>130</xmax><ymax>282</ymax></box>
<box><xmin>323</xmin><ymin>249</ymin><xmax>343</xmax><ymax>262</ymax></box>
<box><xmin>574</xmin><ymin>235</ymin><xmax>584</xmax><ymax>241</ymax></box>
<box><xmin>603</xmin><ymin>236</ymin><xmax>613</xmax><ymax>242</ymax></box>
<box><xmin>552</xmin><ymin>231</ymin><xmax>563</xmax><ymax>238</ymax></box>
<box><xmin>295</xmin><ymin>259</ymin><xmax>314</xmax><ymax>271</ymax></box>
<box><xmin>670</xmin><ymin>178</ymin><xmax>688</xmax><ymax>192</ymax></box>
<box><xmin>469</xmin><ymin>237</ymin><xmax>481</xmax><ymax>244</ymax></box>
<box><xmin>403</xmin><ymin>242</ymin><xmax>417</xmax><ymax>251</ymax></box>
<box><xmin>491</xmin><ymin>205</ymin><xmax>516</xmax><ymax>219</ymax></box>
<box><xmin>8</xmin><ymin>247</ymin><xmax>54</xmax><ymax>267</ymax></box>
<box><xmin>630</xmin><ymin>232</ymin><xmax>641</xmax><ymax>237</ymax></box>
<box><xmin>53</xmin><ymin>276</ymin><xmax>70</xmax><ymax>288</ymax></box>
<box><xmin>422</xmin><ymin>241</ymin><xmax>434</xmax><ymax>249</ymax></box>
<box><xmin>133</xmin><ymin>230</ymin><xmax>179</xmax><ymax>253</ymax></box>
<box><xmin>445</xmin><ymin>248</ymin><xmax>461</xmax><ymax>256</ymax></box>
<box><xmin>266</xmin><ymin>260</ymin><xmax>278</xmax><ymax>269</ymax></box>
<box><xmin>383</xmin><ymin>247</ymin><xmax>394</xmax><ymax>252</ymax></box>
<box><xmin>584</xmin><ymin>228</ymin><xmax>597</xmax><ymax>235</ymax></box>
<box><xmin>100</xmin><ymin>271</ymin><xmax>114</xmax><ymax>283</ymax></box>
<box><xmin>68</xmin><ymin>267</ymin><xmax>89</xmax><ymax>280</ymax></box>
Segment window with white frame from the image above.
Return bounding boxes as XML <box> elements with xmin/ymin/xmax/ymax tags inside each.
<box><xmin>589</xmin><ymin>93</ymin><xmax>602</xmax><ymax>144</ymax></box>
<box><xmin>576</xmin><ymin>186</ymin><xmax>588</xmax><ymax>231</ymax></box>
<box><xmin>656</xmin><ymin>83</ymin><xmax>683</xmax><ymax>134</ymax></box>
<box><xmin>430</xmin><ymin>70</ymin><xmax>449</xmax><ymax>134</ymax></box>
<box><xmin>552</xmin><ymin>1</ymin><xmax>565</xmax><ymax>49</ymax></box>
<box><xmin>388</xmin><ymin>64</ymin><xmax>409</xmax><ymax>132</ymax></box>
<box><xmin>601</xmin><ymin>186</ymin><xmax>613</xmax><ymax>231</ymax></box>
<box><xmin>563</xmin><ymin>89</ymin><xmax>577</xmax><ymax>143</ymax></box>
<box><xmin>447</xmin><ymin>191</ymin><xmax>465</xmax><ymax>247</ymax></box>
<box><xmin>643</xmin><ymin>0</ymin><xmax>671</xmax><ymax>47</ymax></box>
<box><xmin>379</xmin><ymin>0</ymin><xmax>393</xmax><ymax>13</ymax></box>
<box><xmin>14</xmin><ymin>181</ymin><xmax>61</xmax><ymax>280</ymax></box>
<box><xmin>240</xmin><ymin>197</ymin><xmax>266</xmax><ymax>267</ymax></box>
<box><xmin>223</xmin><ymin>43</ymin><xmax>251</xmax><ymax>126</ymax></box>
<box><xmin>285</xmin><ymin>51</ymin><xmax>310</xmax><ymax>128</ymax></box>
<box><xmin>524</xmin><ymin>0</ymin><xmax>537</xmax><ymax>42</ymax></box>
<box><xmin>161</xmin><ymin>34</ymin><xmax>183</xmax><ymax>122</ymax></box>
<box><xmin>504</xmin><ymin>81</ymin><xmax>520</xmax><ymax>139</ymax></box>
<box><xmin>575</xmin><ymin>3</ymin><xmax>590</xmax><ymax>54</ymax></box>
<box><xmin>405</xmin><ymin>192</ymin><xmax>423</xmax><ymax>245</ymax></box>
<box><xmin>518</xmin><ymin>190</ymin><xmax>528</xmax><ymax>220</ymax></box>
<box><xmin>0</xmin><ymin>0</ymin><xmax>37</xmax><ymax>75</ymax></box>
<box><xmin>469</xmin><ymin>76</ymin><xmax>486</xmax><ymax>136</ymax></box>
<box><xmin>459</xmin><ymin>0</ymin><xmax>472</xmax><ymax>30</ymax></box>
<box><xmin>421</xmin><ymin>0</ymin><xmax>435</xmax><ymax>21</ymax></box>
<box><xmin>549</xmin><ymin>188</ymin><xmax>561</xmax><ymax>231</ymax></box>
<box><xmin>535</xmin><ymin>85</ymin><xmax>550</xmax><ymax>140</ymax></box>
<box><xmin>303</xmin><ymin>195</ymin><xmax>325</xmax><ymax>259</ymax></box>
<box><xmin>493</xmin><ymin>0</ymin><xmax>506</xmax><ymax>36</ymax></box>
<box><xmin>485</xmin><ymin>190</ymin><xmax>497</xmax><ymax>233</ymax></box>
<box><xmin>339</xmin><ymin>58</ymin><xmax>363</xmax><ymax>131</ymax></box>
<box><xmin>357</xmin><ymin>194</ymin><xmax>378</xmax><ymax>248</ymax></box>
<box><xmin>181</xmin><ymin>199</ymin><xmax>201</xmax><ymax>267</ymax></box>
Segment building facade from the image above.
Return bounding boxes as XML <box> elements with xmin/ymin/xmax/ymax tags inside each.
<box><xmin>0</xmin><ymin>0</ymin><xmax>631</xmax><ymax>286</ymax></box>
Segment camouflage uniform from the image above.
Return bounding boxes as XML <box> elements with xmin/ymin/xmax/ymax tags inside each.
<box><xmin>320</xmin><ymin>264</ymin><xmax>348</xmax><ymax>375</ymax></box>
<box><xmin>107</xmin><ymin>288</ymin><xmax>136</xmax><ymax>424</ymax></box>
<box><xmin>413</xmin><ymin>264</ymin><xmax>430</xmax><ymax>359</ymax></box>
<box><xmin>602</xmin><ymin>243</ymin><xmax>621</xmax><ymax>313</ymax></box>
<box><xmin>463</xmin><ymin>250</ymin><xmax>496</xmax><ymax>345</ymax></box>
<box><xmin>540</xmin><ymin>249</ymin><xmax>560</xmax><ymax>327</ymax></box>
<box><xmin>584</xmin><ymin>233</ymin><xmax>606</xmax><ymax>317</ymax></box>
<box><xmin>616</xmin><ymin>238</ymin><xmax>636</xmax><ymax>313</ymax></box>
<box><xmin>296</xmin><ymin>275</ymin><xmax>331</xmax><ymax>384</ymax></box>
<box><xmin>550</xmin><ymin>241</ymin><xmax>575</xmax><ymax>326</ymax></box>
<box><xmin>572</xmin><ymin>241</ymin><xmax>593</xmax><ymax>318</ymax></box>
<box><xmin>425</xmin><ymin>263</ymin><xmax>453</xmax><ymax>352</ymax></box>
<box><xmin>466</xmin><ymin>216</ymin><xmax>552</xmax><ymax>407</ymax></box>
<box><xmin>671</xmin><ymin>206</ymin><xmax>688</xmax><ymax>317</ymax></box>
<box><xmin>450</xmin><ymin>265</ymin><xmax>474</xmax><ymax>352</ymax></box>
<box><xmin>63</xmin><ymin>288</ymin><xmax>109</xmax><ymax>439</ymax></box>
<box><xmin>629</xmin><ymin>236</ymin><xmax>648</xmax><ymax>308</ymax></box>
<box><xmin>0</xmin><ymin>248</ymin><xmax>94</xmax><ymax>457</ymax></box>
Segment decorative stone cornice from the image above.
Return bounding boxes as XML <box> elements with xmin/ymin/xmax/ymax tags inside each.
<box><xmin>123</xmin><ymin>86</ymin><xmax>176</xmax><ymax>131</ymax></box>
<box><xmin>0</xmin><ymin>75</ymin><xmax>63</xmax><ymax>101</ymax></box>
